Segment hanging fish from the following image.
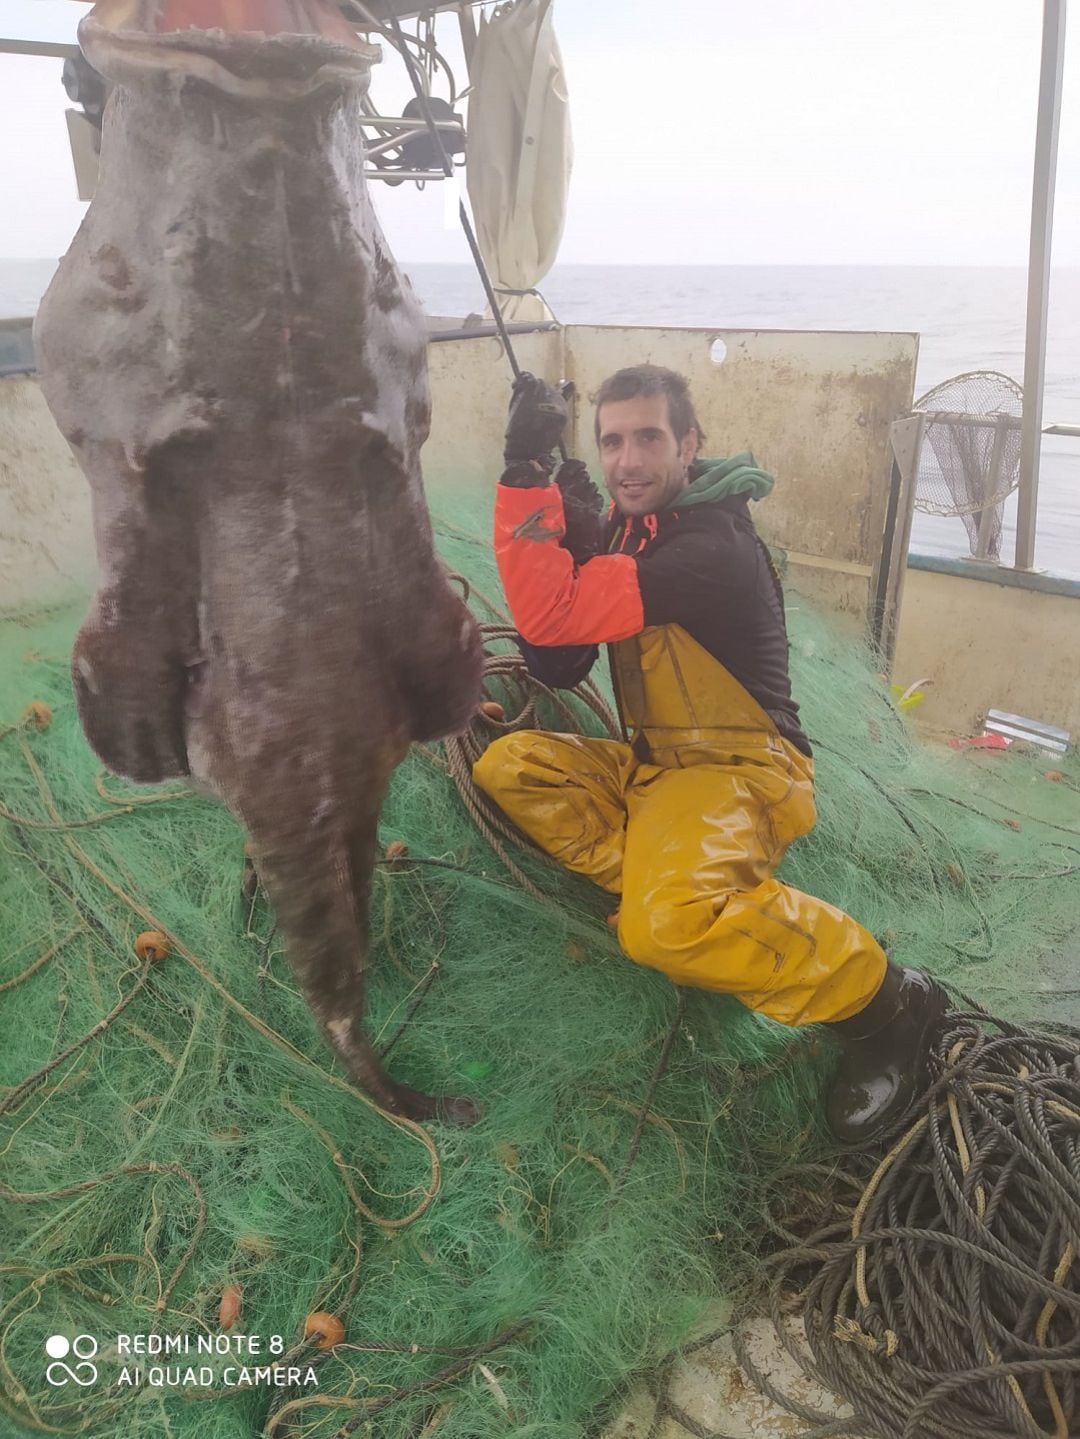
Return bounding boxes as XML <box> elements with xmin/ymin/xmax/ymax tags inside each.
<box><xmin>35</xmin><ymin>0</ymin><xmax>484</xmax><ymax>1124</ymax></box>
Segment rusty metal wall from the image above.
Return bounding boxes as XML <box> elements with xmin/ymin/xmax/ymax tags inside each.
<box><xmin>423</xmin><ymin>329</ymin><xmax>564</xmax><ymax>492</ymax></box>
<box><xmin>10</xmin><ymin>323</ymin><xmax>1076</xmax><ymax>743</ymax></box>
<box><xmin>0</xmin><ymin>375</ymin><xmax>95</xmax><ymax>616</ymax></box>
<box><xmin>2</xmin><ymin>322</ymin><xmax>918</xmax><ymax>628</ymax></box>
<box><xmin>895</xmin><ymin>567</ymin><xmax>1080</xmax><ymax>739</ymax></box>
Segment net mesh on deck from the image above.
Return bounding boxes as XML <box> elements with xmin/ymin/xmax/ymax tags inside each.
<box><xmin>2</xmin><ymin>490</ymin><xmax>1079</xmax><ymax>1439</ymax></box>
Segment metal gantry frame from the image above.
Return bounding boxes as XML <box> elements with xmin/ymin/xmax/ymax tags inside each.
<box><xmin>0</xmin><ymin>11</ymin><xmax>471</xmax><ymax>187</ymax></box>
<box><xmin>358</xmin><ymin>113</ymin><xmax>463</xmax><ymax>182</ymax></box>
<box><xmin>0</xmin><ymin>0</ymin><xmax>1072</xmax><ymax>568</ymax></box>
<box><xmin>0</xmin><ymin>36</ymin><xmax>78</xmax><ymax>59</ymax></box>
<box><xmin>1016</xmin><ymin>0</ymin><xmax>1068</xmax><ymax>570</ymax></box>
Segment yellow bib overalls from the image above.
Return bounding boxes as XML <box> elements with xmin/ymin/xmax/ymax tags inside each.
<box><xmin>474</xmin><ymin>624</ymin><xmax>887</xmax><ymax>1026</ymax></box>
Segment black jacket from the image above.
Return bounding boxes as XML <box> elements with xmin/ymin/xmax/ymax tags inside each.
<box><xmin>516</xmin><ymin>492</ymin><xmax>811</xmax><ymax>757</ymax></box>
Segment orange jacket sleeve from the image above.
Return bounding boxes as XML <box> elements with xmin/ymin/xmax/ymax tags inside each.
<box><xmin>494</xmin><ymin>483</ymin><xmax>644</xmax><ymax>646</ymax></box>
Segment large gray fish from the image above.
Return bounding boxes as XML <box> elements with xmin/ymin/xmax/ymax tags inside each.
<box><xmin>34</xmin><ymin>0</ymin><xmax>485</xmax><ymax>1124</ymax></box>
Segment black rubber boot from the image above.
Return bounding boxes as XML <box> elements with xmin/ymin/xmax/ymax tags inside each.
<box><xmin>825</xmin><ymin>964</ymin><xmax>950</xmax><ymax>1145</ymax></box>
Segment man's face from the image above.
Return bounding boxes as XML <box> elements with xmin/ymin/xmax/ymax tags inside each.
<box><xmin>596</xmin><ymin>393</ymin><xmax>698</xmax><ymax>517</ymax></box>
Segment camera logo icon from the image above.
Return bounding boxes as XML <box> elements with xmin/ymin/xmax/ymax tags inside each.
<box><xmin>45</xmin><ymin>1335</ymin><xmax>99</xmax><ymax>1387</ymax></box>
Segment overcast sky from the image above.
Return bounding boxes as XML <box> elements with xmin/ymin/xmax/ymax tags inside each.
<box><xmin>1</xmin><ymin>0</ymin><xmax>1078</xmax><ymax>266</ymax></box>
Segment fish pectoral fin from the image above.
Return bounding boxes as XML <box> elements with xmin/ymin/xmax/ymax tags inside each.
<box><xmin>398</xmin><ymin>589</ymin><xmax>485</xmax><ymax>743</ymax></box>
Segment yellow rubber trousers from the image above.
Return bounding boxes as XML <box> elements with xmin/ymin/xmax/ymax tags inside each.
<box><xmin>473</xmin><ymin>638</ymin><xmax>887</xmax><ymax>1026</ymax></box>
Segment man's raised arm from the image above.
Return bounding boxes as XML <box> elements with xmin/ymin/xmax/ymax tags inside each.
<box><xmin>496</xmin><ymin>374</ymin><xmax>642</xmax><ymax>652</ymax></box>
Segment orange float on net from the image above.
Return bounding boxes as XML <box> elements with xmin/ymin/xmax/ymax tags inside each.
<box><xmin>22</xmin><ymin>701</ymin><xmax>52</xmax><ymax>730</ymax></box>
<box><xmin>304</xmin><ymin>1311</ymin><xmax>346</xmax><ymax>1350</ymax></box>
<box><xmin>236</xmin><ymin>1233</ymin><xmax>273</xmax><ymax>1258</ymax></box>
<box><xmin>218</xmin><ymin>1284</ymin><xmax>243</xmax><ymax>1331</ymax></box>
<box><xmin>134</xmin><ymin>931</ymin><xmax>171</xmax><ymax>962</ymax></box>
<box><xmin>479</xmin><ymin>700</ymin><xmax>506</xmax><ymax>722</ymax></box>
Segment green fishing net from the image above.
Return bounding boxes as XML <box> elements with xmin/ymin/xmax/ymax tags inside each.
<box><xmin>1</xmin><ymin>488</ymin><xmax>1078</xmax><ymax>1438</ymax></box>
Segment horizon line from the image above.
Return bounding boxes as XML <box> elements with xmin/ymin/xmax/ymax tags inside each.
<box><xmin>5</xmin><ymin>256</ymin><xmax>1080</xmax><ymax>271</ymax></box>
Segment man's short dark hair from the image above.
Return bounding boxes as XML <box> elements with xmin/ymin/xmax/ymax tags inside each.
<box><xmin>593</xmin><ymin>365</ymin><xmax>705</xmax><ymax>449</ymax></box>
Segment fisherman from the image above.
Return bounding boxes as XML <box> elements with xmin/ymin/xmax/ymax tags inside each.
<box><xmin>474</xmin><ymin>364</ymin><xmax>948</xmax><ymax>1143</ymax></box>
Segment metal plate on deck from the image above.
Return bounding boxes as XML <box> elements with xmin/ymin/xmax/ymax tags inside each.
<box><xmin>984</xmin><ymin>708</ymin><xmax>1070</xmax><ymax>754</ymax></box>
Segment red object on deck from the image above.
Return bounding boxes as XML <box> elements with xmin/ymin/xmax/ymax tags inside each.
<box><xmin>947</xmin><ymin>734</ymin><xmax>1012</xmax><ymax>751</ymax></box>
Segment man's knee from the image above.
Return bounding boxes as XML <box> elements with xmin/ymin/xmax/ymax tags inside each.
<box><xmin>617</xmin><ymin>894</ymin><xmax>714</xmax><ymax>982</ymax></box>
<box><xmin>472</xmin><ymin>729</ymin><xmax>541</xmax><ymax>801</ymax></box>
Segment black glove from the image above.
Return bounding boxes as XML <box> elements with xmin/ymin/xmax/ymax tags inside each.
<box><xmin>555</xmin><ymin>459</ymin><xmax>603</xmax><ymax>517</ymax></box>
<box><xmin>554</xmin><ymin>458</ymin><xmax>604</xmax><ymax>563</ymax></box>
<box><xmin>503</xmin><ymin>372</ymin><xmax>571</xmax><ymax>467</ymax></box>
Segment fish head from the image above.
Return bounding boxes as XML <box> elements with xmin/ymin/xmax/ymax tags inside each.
<box><xmin>78</xmin><ymin>0</ymin><xmax>381</xmax><ymax>97</ymax></box>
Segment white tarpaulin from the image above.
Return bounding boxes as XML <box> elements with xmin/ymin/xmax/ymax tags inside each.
<box><xmin>465</xmin><ymin>0</ymin><xmax>571</xmax><ymax>324</ymax></box>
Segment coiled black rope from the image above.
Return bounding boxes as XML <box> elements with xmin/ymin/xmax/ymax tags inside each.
<box><xmin>721</xmin><ymin>1008</ymin><xmax>1080</xmax><ymax>1439</ymax></box>
<box><xmin>426</xmin><ymin>602</ymin><xmax>620</xmax><ymax>901</ymax></box>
